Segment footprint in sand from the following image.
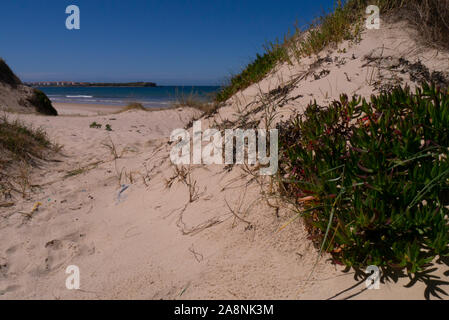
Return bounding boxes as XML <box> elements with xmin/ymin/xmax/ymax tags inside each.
<box><xmin>31</xmin><ymin>235</ymin><xmax>81</xmax><ymax>276</ymax></box>
<box><xmin>0</xmin><ymin>285</ymin><xmax>20</xmax><ymax>296</ymax></box>
<box><xmin>34</xmin><ymin>232</ymin><xmax>96</xmax><ymax>276</ymax></box>
<box><xmin>5</xmin><ymin>244</ymin><xmax>19</xmax><ymax>255</ymax></box>
<box><xmin>45</xmin><ymin>239</ymin><xmax>64</xmax><ymax>250</ymax></box>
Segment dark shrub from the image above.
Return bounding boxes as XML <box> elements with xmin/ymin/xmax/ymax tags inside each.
<box><xmin>0</xmin><ymin>59</ymin><xmax>21</xmax><ymax>87</ymax></box>
<box><xmin>0</xmin><ymin>115</ymin><xmax>51</xmax><ymax>162</ymax></box>
<box><xmin>28</xmin><ymin>89</ymin><xmax>58</xmax><ymax>116</ymax></box>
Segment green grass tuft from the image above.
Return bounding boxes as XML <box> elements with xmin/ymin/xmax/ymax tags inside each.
<box><xmin>0</xmin><ymin>115</ymin><xmax>53</xmax><ymax>163</ymax></box>
<box><xmin>215</xmin><ymin>45</ymin><xmax>288</xmax><ymax>103</ymax></box>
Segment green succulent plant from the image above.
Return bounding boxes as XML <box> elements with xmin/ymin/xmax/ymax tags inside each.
<box><xmin>277</xmin><ymin>83</ymin><xmax>449</xmax><ymax>274</ymax></box>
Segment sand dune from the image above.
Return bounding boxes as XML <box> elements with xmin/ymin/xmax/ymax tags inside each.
<box><xmin>1</xmin><ymin>19</ymin><xmax>449</xmax><ymax>300</ymax></box>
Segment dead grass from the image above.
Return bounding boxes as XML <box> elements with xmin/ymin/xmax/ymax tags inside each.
<box><xmin>0</xmin><ymin>115</ymin><xmax>55</xmax><ymax>164</ymax></box>
<box><xmin>395</xmin><ymin>0</ymin><xmax>448</xmax><ymax>49</ymax></box>
<box><xmin>349</xmin><ymin>0</ymin><xmax>449</xmax><ymax>49</ymax></box>
<box><xmin>118</xmin><ymin>102</ymin><xmax>148</xmax><ymax>113</ymax></box>
<box><xmin>215</xmin><ymin>0</ymin><xmax>449</xmax><ymax>103</ymax></box>
<box><xmin>101</xmin><ymin>136</ymin><xmax>134</xmax><ymax>160</ymax></box>
<box><xmin>0</xmin><ymin>58</ymin><xmax>21</xmax><ymax>88</ymax></box>
<box><xmin>118</xmin><ymin>97</ymin><xmax>217</xmax><ymax>115</ymax></box>
<box><xmin>117</xmin><ymin>102</ymin><xmax>181</xmax><ymax>113</ymax></box>
<box><xmin>164</xmin><ymin>165</ymin><xmax>201</xmax><ymax>202</ymax></box>
<box><xmin>173</xmin><ymin>92</ymin><xmax>218</xmax><ymax>116</ymax></box>
<box><xmin>63</xmin><ymin>161</ymin><xmax>103</xmax><ymax>179</ymax></box>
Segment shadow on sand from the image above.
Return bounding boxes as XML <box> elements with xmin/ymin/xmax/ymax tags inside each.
<box><xmin>327</xmin><ymin>256</ymin><xmax>449</xmax><ymax>300</ymax></box>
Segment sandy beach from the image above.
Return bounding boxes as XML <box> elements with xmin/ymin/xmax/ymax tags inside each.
<box><xmin>52</xmin><ymin>103</ymin><xmax>125</xmax><ymax>116</ymax></box>
<box><xmin>1</xmin><ymin>95</ymin><xmax>448</xmax><ymax>300</ymax></box>
<box><xmin>1</xmin><ymin>13</ymin><xmax>449</xmax><ymax>300</ymax></box>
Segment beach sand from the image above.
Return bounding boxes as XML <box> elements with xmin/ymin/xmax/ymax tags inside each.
<box><xmin>53</xmin><ymin>103</ymin><xmax>125</xmax><ymax>116</ymax></box>
<box><xmin>1</xmin><ymin>19</ymin><xmax>449</xmax><ymax>300</ymax></box>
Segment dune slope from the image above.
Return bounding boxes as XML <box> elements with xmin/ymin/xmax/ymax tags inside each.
<box><xmin>1</xmin><ymin>19</ymin><xmax>449</xmax><ymax>300</ymax></box>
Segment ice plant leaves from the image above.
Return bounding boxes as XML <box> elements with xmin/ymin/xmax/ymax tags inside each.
<box><xmin>277</xmin><ymin>83</ymin><xmax>449</xmax><ymax>274</ymax></box>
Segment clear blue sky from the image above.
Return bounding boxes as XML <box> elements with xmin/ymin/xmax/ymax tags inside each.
<box><xmin>0</xmin><ymin>0</ymin><xmax>336</xmax><ymax>85</ymax></box>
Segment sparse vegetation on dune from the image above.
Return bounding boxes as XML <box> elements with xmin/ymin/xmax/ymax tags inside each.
<box><xmin>120</xmin><ymin>102</ymin><xmax>148</xmax><ymax>112</ymax></box>
<box><xmin>173</xmin><ymin>91</ymin><xmax>218</xmax><ymax>116</ymax></box>
<box><xmin>215</xmin><ymin>0</ymin><xmax>449</xmax><ymax>103</ymax></box>
<box><xmin>116</xmin><ymin>102</ymin><xmax>181</xmax><ymax>114</ymax></box>
<box><xmin>117</xmin><ymin>94</ymin><xmax>218</xmax><ymax>116</ymax></box>
<box><xmin>349</xmin><ymin>0</ymin><xmax>449</xmax><ymax>49</ymax></box>
<box><xmin>210</xmin><ymin>0</ymin><xmax>449</xmax><ymax>276</ymax></box>
<box><xmin>0</xmin><ymin>115</ymin><xmax>60</xmax><ymax>199</ymax></box>
<box><xmin>0</xmin><ymin>115</ymin><xmax>54</xmax><ymax>163</ymax></box>
<box><xmin>215</xmin><ymin>45</ymin><xmax>288</xmax><ymax>103</ymax></box>
<box><xmin>118</xmin><ymin>102</ymin><xmax>174</xmax><ymax>113</ymax></box>
<box><xmin>1</xmin><ymin>58</ymin><xmax>58</xmax><ymax>115</ymax></box>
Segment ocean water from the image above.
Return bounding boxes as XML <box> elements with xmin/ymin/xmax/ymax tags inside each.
<box><xmin>38</xmin><ymin>86</ymin><xmax>220</xmax><ymax>108</ymax></box>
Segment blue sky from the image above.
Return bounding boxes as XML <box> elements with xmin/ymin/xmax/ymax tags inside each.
<box><xmin>0</xmin><ymin>0</ymin><xmax>336</xmax><ymax>85</ymax></box>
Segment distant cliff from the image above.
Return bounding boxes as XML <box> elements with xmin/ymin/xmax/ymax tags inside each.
<box><xmin>0</xmin><ymin>59</ymin><xmax>57</xmax><ymax>116</ymax></box>
<box><xmin>26</xmin><ymin>81</ymin><xmax>157</xmax><ymax>87</ymax></box>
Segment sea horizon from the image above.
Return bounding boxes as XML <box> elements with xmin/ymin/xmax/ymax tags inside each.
<box><xmin>37</xmin><ymin>85</ymin><xmax>220</xmax><ymax>108</ymax></box>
